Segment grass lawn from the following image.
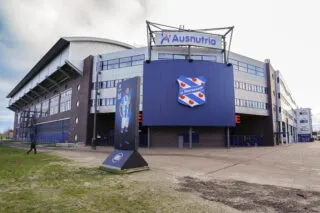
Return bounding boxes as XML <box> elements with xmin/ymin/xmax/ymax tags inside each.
<box><xmin>0</xmin><ymin>145</ymin><xmax>228</xmax><ymax>213</ymax></box>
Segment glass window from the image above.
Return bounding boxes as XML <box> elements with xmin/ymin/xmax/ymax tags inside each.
<box><xmin>238</xmin><ymin>66</ymin><xmax>247</xmax><ymax>72</ymax></box>
<box><xmin>132</xmin><ymin>54</ymin><xmax>145</xmax><ymax>61</ymax></box>
<box><xmin>248</xmin><ymin>68</ymin><xmax>256</xmax><ymax>75</ymax></box>
<box><xmin>233</xmin><ymin>64</ymin><xmax>239</xmax><ymax>70</ymax></box>
<box><xmin>253</xmin><ymin>85</ymin><xmax>257</xmax><ymax>92</ymax></box>
<box><xmin>173</xmin><ymin>54</ymin><xmax>186</xmax><ymax>59</ymax></box>
<box><xmin>132</xmin><ymin>54</ymin><xmax>145</xmax><ymax>65</ymax></box>
<box><xmin>256</xmin><ymin>67</ymin><xmax>264</xmax><ymax>72</ymax></box>
<box><xmin>120</xmin><ymin>57</ymin><xmax>131</xmax><ymax>63</ymax></box>
<box><xmin>60</xmin><ymin>89</ymin><xmax>72</xmax><ymax>113</ymax></box>
<box><xmin>246</xmin><ymin>83</ymin><xmax>250</xmax><ymax>90</ymax></box>
<box><xmin>120</xmin><ymin>57</ymin><xmax>131</xmax><ymax>68</ymax></box>
<box><xmin>108</xmin><ymin>59</ymin><xmax>119</xmax><ymax>65</ymax></box>
<box><xmin>108</xmin><ymin>63</ymin><xmax>119</xmax><ymax>70</ymax></box>
<box><xmin>50</xmin><ymin>95</ymin><xmax>59</xmax><ymax>115</ymax></box>
<box><xmin>240</xmin><ymin>99</ymin><xmax>244</xmax><ymax>106</ymax></box>
<box><xmin>110</xmin><ymin>80</ymin><xmax>115</xmax><ymax>88</ymax></box>
<box><xmin>229</xmin><ymin>58</ymin><xmax>238</xmax><ymax>65</ymax></box>
<box><xmin>203</xmin><ymin>55</ymin><xmax>217</xmax><ymax>61</ymax></box>
<box><xmin>239</xmin><ymin>82</ymin><xmax>243</xmax><ymax>89</ymax></box>
<box><xmin>102</xmin><ymin>61</ymin><xmax>108</xmax><ymax>70</ymax></box>
<box><xmin>158</xmin><ymin>53</ymin><xmax>173</xmax><ymax>60</ymax></box>
<box><xmin>257</xmin><ymin>71</ymin><xmax>265</xmax><ymax>77</ymax></box>
<box><xmin>96</xmin><ymin>61</ymin><xmax>103</xmax><ymax>71</ymax></box>
<box><xmin>42</xmin><ymin>100</ymin><xmax>49</xmax><ymax>117</ymax></box>
<box><xmin>190</xmin><ymin>55</ymin><xmax>202</xmax><ymax>60</ymax></box>
<box><xmin>253</xmin><ymin>101</ymin><xmax>257</xmax><ymax>108</ymax></box>
<box><xmin>35</xmin><ymin>103</ymin><xmax>41</xmax><ymax>118</ymax></box>
<box><xmin>238</xmin><ymin>61</ymin><xmax>247</xmax><ymax>68</ymax></box>
<box><xmin>235</xmin><ymin>98</ymin><xmax>240</xmax><ymax>106</ymax></box>
<box><xmin>248</xmin><ymin>64</ymin><xmax>255</xmax><ymax>70</ymax></box>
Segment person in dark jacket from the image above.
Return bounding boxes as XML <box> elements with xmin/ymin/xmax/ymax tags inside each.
<box><xmin>27</xmin><ymin>133</ymin><xmax>37</xmax><ymax>154</ymax></box>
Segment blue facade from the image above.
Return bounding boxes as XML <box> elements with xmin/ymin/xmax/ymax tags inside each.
<box><xmin>143</xmin><ymin>60</ymin><xmax>235</xmax><ymax>126</ymax></box>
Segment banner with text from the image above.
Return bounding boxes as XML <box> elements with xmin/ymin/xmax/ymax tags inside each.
<box><xmin>154</xmin><ymin>31</ymin><xmax>222</xmax><ymax>49</ymax></box>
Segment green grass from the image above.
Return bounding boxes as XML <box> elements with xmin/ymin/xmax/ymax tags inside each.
<box><xmin>0</xmin><ymin>145</ymin><xmax>220</xmax><ymax>213</ymax></box>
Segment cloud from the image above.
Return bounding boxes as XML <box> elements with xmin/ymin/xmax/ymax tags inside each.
<box><xmin>0</xmin><ymin>0</ymin><xmax>155</xmax><ymax>130</ymax></box>
<box><xmin>1</xmin><ymin>0</ymin><xmax>320</xmax><ymax>133</ymax></box>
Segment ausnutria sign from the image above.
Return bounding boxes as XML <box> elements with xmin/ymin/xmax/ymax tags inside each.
<box><xmin>154</xmin><ymin>31</ymin><xmax>222</xmax><ymax>49</ymax></box>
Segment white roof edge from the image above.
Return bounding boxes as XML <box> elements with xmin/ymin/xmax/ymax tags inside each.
<box><xmin>62</xmin><ymin>37</ymin><xmax>135</xmax><ymax>49</ymax></box>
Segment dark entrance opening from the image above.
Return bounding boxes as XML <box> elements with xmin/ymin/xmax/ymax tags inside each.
<box><xmin>90</xmin><ymin>112</ymin><xmax>148</xmax><ymax>147</ymax></box>
<box><xmin>230</xmin><ymin>114</ymin><xmax>272</xmax><ymax>146</ymax></box>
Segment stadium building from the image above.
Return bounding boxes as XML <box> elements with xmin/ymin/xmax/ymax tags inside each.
<box><xmin>7</xmin><ymin>22</ymin><xmax>311</xmax><ymax>147</ymax></box>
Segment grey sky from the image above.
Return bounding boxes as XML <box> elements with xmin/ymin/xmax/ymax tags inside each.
<box><xmin>0</xmin><ymin>0</ymin><xmax>319</xmax><ymax>132</ymax></box>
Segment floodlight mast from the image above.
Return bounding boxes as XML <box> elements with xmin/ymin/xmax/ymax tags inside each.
<box><xmin>146</xmin><ymin>20</ymin><xmax>234</xmax><ymax>64</ymax></box>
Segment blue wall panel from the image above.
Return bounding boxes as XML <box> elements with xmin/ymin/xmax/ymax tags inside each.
<box><xmin>36</xmin><ymin>119</ymin><xmax>70</xmax><ymax>143</ymax></box>
<box><xmin>143</xmin><ymin>60</ymin><xmax>235</xmax><ymax>126</ymax></box>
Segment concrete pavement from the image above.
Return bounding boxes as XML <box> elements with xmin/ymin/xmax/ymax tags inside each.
<box><xmin>4</xmin><ymin>141</ymin><xmax>320</xmax><ymax>192</ymax></box>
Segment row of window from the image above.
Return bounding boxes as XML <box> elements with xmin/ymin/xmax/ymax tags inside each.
<box><xmin>96</xmin><ymin>54</ymin><xmax>145</xmax><ymax>71</ymax></box>
<box><xmin>300</xmin><ymin>120</ymin><xmax>309</xmax><ymax>124</ymax></box>
<box><xmin>299</xmin><ymin>111</ymin><xmax>308</xmax><ymax>115</ymax></box>
<box><xmin>158</xmin><ymin>53</ymin><xmax>217</xmax><ymax>61</ymax></box>
<box><xmin>92</xmin><ymin>78</ymin><xmax>129</xmax><ymax>89</ymax></box>
<box><xmin>234</xmin><ymin>81</ymin><xmax>267</xmax><ymax>94</ymax></box>
<box><xmin>279</xmin><ymin>93</ymin><xmax>291</xmax><ymax>107</ymax></box>
<box><xmin>280</xmin><ymin>108</ymin><xmax>295</xmax><ymax>122</ymax></box>
<box><xmin>235</xmin><ymin>98</ymin><xmax>268</xmax><ymax>110</ymax></box>
<box><xmin>60</xmin><ymin>89</ymin><xmax>72</xmax><ymax>113</ymax></box>
<box><xmin>17</xmin><ymin>89</ymin><xmax>72</xmax><ymax>122</ymax></box>
<box><xmin>277</xmin><ymin>77</ymin><xmax>297</xmax><ymax>106</ymax></box>
<box><xmin>91</xmin><ymin>98</ymin><xmax>116</xmax><ymax>107</ymax></box>
<box><xmin>228</xmin><ymin>58</ymin><xmax>265</xmax><ymax>77</ymax></box>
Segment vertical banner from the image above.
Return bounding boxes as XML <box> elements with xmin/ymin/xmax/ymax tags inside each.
<box><xmin>101</xmin><ymin>76</ymin><xmax>148</xmax><ymax>172</ymax></box>
<box><xmin>114</xmin><ymin>77</ymin><xmax>140</xmax><ymax>150</ymax></box>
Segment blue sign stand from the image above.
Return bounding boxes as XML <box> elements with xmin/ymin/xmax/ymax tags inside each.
<box><xmin>100</xmin><ymin>77</ymin><xmax>148</xmax><ymax>173</ymax></box>
<box><xmin>101</xmin><ymin>149</ymin><xmax>148</xmax><ymax>171</ymax></box>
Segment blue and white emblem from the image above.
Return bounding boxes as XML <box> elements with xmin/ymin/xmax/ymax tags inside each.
<box><xmin>177</xmin><ymin>76</ymin><xmax>206</xmax><ymax>107</ymax></box>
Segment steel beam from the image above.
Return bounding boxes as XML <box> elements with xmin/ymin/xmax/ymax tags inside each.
<box><xmin>38</xmin><ymin>84</ymin><xmax>50</xmax><ymax>93</ymax></box>
<box><xmin>25</xmin><ymin>94</ymin><xmax>36</xmax><ymax>101</ymax></box>
<box><xmin>58</xmin><ymin>68</ymin><xmax>71</xmax><ymax>79</ymax></box>
<box><xmin>47</xmin><ymin>77</ymin><xmax>60</xmax><ymax>88</ymax></box>
<box><xmin>30</xmin><ymin>90</ymin><xmax>42</xmax><ymax>97</ymax></box>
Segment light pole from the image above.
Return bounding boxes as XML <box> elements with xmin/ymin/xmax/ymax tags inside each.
<box><xmin>92</xmin><ymin>55</ymin><xmax>102</xmax><ymax>150</ymax></box>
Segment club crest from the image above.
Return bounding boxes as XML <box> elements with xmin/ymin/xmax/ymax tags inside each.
<box><xmin>177</xmin><ymin>76</ymin><xmax>206</xmax><ymax>107</ymax></box>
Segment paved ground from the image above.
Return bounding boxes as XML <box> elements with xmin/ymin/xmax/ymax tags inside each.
<box><xmin>11</xmin><ymin>141</ymin><xmax>320</xmax><ymax>192</ymax></box>
<box><xmin>4</xmin><ymin>141</ymin><xmax>320</xmax><ymax>212</ymax></box>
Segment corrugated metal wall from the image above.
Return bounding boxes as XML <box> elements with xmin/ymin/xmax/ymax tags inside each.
<box><xmin>36</xmin><ymin>119</ymin><xmax>70</xmax><ymax>143</ymax></box>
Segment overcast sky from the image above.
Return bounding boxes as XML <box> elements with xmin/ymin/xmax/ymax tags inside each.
<box><xmin>0</xmin><ymin>0</ymin><xmax>319</xmax><ymax>132</ymax></box>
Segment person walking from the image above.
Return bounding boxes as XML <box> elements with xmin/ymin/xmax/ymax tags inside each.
<box><xmin>27</xmin><ymin>133</ymin><xmax>37</xmax><ymax>154</ymax></box>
